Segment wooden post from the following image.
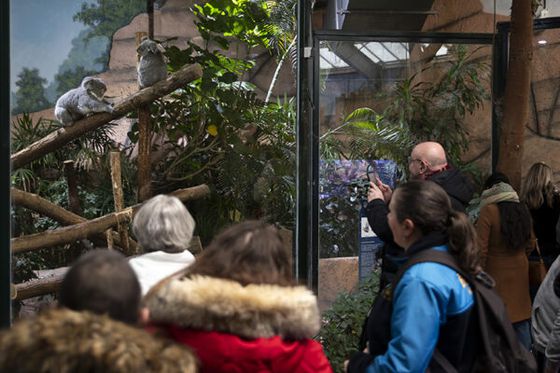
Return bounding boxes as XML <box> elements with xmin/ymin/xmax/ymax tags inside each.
<box><xmin>136</xmin><ymin>31</ymin><xmax>153</xmax><ymax>202</ymax></box>
<box><xmin>63</xmin><ymin>160</ymin><xmax>82</xmax><ymax>215</ymax></box>
<box><xmin>109</xmin><ymin>150</ymin><xmax>131</xmax><ymax>254</ymax></box>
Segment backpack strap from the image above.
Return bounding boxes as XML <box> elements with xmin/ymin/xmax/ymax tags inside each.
<box><xmin>392</xmin><ymin>249</ymin><xmax>467</xmax><ymax>290</ymax></box>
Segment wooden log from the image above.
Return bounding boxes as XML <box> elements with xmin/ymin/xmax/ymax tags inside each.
<box><xmin>12</xmin><ymin>184</ymin><xmax>210</xmax><ymax>254</ymax></box>
<box><xmin>110</xmin><ymin>151</ymin><xmax>131</xmax><ymax>254</ymax></box>
<box><xmin>14</xmin><ymin>273</ymin><xmax>65</xmax><ymax>301</ymax></box>
<box><xmin>63</xmin><ymin>160</ymin><xmax>82</xmax><ymax>215</ymax></box>
<box><xmin>11</xmin><ymin>64</ymin><xmax>203</xmax><ymax>170</ymax></box>
<box><xmin>137</xmin><ymin>107</ymin><xmax>152</xmax><ymax>202</ymax></box>
<box><xmin>11</xmin><ymin>187</ymin><xmax>83</xmax><ymax>226</ymax></box>
<box><xmin>11</xmin><ymin>187</ymin><xmax>138</xmax><ymax>251</ymax></box>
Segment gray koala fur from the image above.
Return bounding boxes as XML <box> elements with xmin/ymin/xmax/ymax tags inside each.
<box><xmin>54</xmin><ymin>77</ymin><xmax>113</xmax><ymax>126</ymax></box>
<box><xmin>137</xmin><ymin>38</ymin><xmax>168</xmax><ymax>89</ymax></box>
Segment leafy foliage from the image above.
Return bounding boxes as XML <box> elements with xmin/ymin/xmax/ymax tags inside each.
<box><xmin>193</xmin><ymin>0</ymin><xmax>275</xmax><ymax>49</ymax></box>
<box><xmin>325</xmin><ymin>45</ymin><xmax>490</xmax><ymax>171</ymax></box>
<box><xmin>12</xmin><ymin>68</ymin><xmax>51</xmax><ymax>115</ymax></box>
<box><xmin>124</xmin><ymin>0</ymin><xmax>298</xmax><ymax>241</ymax></box>
<box><xmin>10</xmin><ymin>114</ymin><xmax>130</xmax><ymax>282</ymax></box>
<box><xmin>317</xmin><ymin>270</ymin><xmax>380</xmax><ymax>373</ymax></box>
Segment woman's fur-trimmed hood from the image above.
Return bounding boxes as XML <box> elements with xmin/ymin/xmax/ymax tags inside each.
<box><xmin>145</xmin><ymin>275</ymin><xmax>321</xmax><ymax>340</ymax></box>
<box><xmin>0</xmin><ymin>308</ymin><xmax>197</xmax><ymax>373</ymax></box>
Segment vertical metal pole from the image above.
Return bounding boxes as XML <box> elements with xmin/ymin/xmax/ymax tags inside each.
<box><xmin>296</xmin><ymin>0</ymin><xmax>317</xmax><ymax>291</ymax></box>
<box><xmin>0</xmin><ymin>0</ymin><xmax>12</xmax><ymax>328</ymax></box>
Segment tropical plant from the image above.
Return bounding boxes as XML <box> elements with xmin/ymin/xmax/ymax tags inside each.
<box><xmin>122</xmin><ymin>0</ymin><xmax>298</xmax><ymax>242</ymax></box>
<box><xmin>10</xmin><ymin>114</ymin><xmax>127</xmax><ymax>282</ymax></box>
<box><xmin>317</xmin><ymin>270</ymin><xmax>380</xmax><ymax>373</ymax></box>
<box><xmin>323</xmin><ymin>45</ymin><xmax>490</xmax><ymax>171</ymax></box>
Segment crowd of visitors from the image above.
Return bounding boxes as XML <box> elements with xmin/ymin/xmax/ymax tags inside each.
<box><xmin>0</xmin><ymin>140</ymin><xmax>558</xmax><ymax>373</ymax></box>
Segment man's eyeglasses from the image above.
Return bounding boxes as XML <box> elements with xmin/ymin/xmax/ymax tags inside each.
<box><xmin>408</xmin><ymin>156</ymin><xmax>423</xmax><ymax>164</ymax></box>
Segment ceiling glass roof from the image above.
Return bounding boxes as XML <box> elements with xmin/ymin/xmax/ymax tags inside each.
<box><xmin>320</xmin><ymin>41</ymin><xmax>410</xmax><ymax>70</ymax></box>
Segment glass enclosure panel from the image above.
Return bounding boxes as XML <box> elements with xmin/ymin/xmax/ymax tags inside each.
<box><xmin>525</xmin><ymin>27</ymin><xmax>560</xmax><ymax>178</ymax></box>
<box><xmin>317</xmin><ymin>40</ymin><xmax>493</xmax><ymax>311</ymax></box>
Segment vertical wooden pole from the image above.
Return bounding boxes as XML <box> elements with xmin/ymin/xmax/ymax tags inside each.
<box><xmin>136</xmin><ymin>31</ymin><xmax>152</xmax><ymax>202</ymax></box>
<box><xmin>147</xmin><ymin>0</ymin><xmax>154</xmax><ymax>40</ymax></box>
<box><xmin>109</xmin><ymin>151</ymin><xmax>131</xmax><ymax>255</ymax></box>
<box><xmin>63</xmin><ymin>160</ymin><xmax>82</xmax><ymax>215</ymax></box>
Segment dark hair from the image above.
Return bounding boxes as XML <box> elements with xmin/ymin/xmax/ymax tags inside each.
<box><xmin>58</xmin><ymin>250</ymin><xmax>141</xmax><ymax>324</ymax></box>
<box><xmin>484</xmin><ymin>172</ymin><xmax>510</xmax><ymax>190</ymax></box>
<box><xmin>186</xmin><ymin>220</ymin><xmax>292</xmax><ymax>286</ymax></box>
<box><xmin>497</xmin><ymin>202</ymin><xmax>533</xmax><ymax>251</ymax></box>
<box><xmin>392</xmin><ymin>180</ymin><xmax>480</xmax><ymax>274</ymax></box>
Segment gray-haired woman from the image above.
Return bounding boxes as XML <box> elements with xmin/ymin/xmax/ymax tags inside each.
<box><xmin>129</xmin><ymin>194</ymin><xmax>196</xmax><ymax>296</ymax></box>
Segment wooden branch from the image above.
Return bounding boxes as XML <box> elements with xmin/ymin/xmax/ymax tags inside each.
<box><xmin>137</xmin><ymin>107</ymin><xmax>152</xmax><ymax>202</ymax></box>
<box><xmin>12</xmin><ymin>184</ymin><xmax>210</xmax><ymax>254</ymax></box>
<box><xmin>11</xmin><ymin>64</ymin><xmax>203</xmax><ymax>170</ymax></box>
<box><xmin>110</xmin><ymin>151</ymin><xmax>131</xmax><ymax>254</ymax></box>
<box><xmin>12</xmin><ymin>187</ymin><xmax>84</xmax><ymax>225</ymax></box>
<box><xmin>64</xmin><ymin>160</ymin><xmax>82</xmax><ymax>215</ymax></box>
<box><xmin>14</xmin><ymin>273</ymin><xmax>65</xmax><ymax>300</ymax></box>
<box><xmin>11</xmin><ymin>187</ymin><xmax>138</xmax><ymax>251</ymax></box>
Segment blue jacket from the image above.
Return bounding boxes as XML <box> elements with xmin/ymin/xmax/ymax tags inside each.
<box><xmin>367</xmin><ymin>246</ymin><xmax>474</xmax><ymax>373</ymax></box>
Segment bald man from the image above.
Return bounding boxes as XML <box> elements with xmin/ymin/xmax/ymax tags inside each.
<box><xmin>406</xmin><ymin>141</ymin><xmax>474</xmax><ymax>211</ymax></box>
<box><xmin>365</xmin><ymin>141</ymin><xmax>474</xmax><ymax>288</ymax></box>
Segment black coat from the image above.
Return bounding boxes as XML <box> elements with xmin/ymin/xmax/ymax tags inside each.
<box><xmin>364</xmin><ymin>167</ymin><xmax>474</xmax><ymax>288</ymax></box>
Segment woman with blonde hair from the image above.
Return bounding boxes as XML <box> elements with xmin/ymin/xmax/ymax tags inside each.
<box><xmin>521</xmin><ymin>162</ymin><xmax>560</xmax><ymax>268</ymax></box>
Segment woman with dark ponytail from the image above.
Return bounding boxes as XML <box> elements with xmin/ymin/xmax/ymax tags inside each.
<box><xmin>347</xmin><ymin>180</ymin><xmax>479</xmax><ymax>373</ymax></box>
<box><xmin>475</xmin><ymin>173</ymin><xmax>534</xmax><ymax>350</ymax></box>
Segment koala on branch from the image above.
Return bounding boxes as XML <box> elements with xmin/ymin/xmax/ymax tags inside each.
<box><xmin>54</xmin><ymin>77</ymin><xmax>114</xmax><ymax>126</ymax></box>
<box><xmin>137</xmin><ymin>38</ymin><xmax>168</xmax><ymax>89</ymax></box>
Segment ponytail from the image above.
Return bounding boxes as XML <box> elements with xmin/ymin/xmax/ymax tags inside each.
<box><xmin>393</xmin><ymin>180</ymin><xmax>481</xmax><ymax>275</ymax></box>
<box><xmin>447</xmin><ymin>210</ymin><xmax>480</xmax><ymax>275</ymax></box>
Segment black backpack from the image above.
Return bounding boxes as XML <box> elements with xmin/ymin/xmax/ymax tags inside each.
<box><xmin>399</xmin><ymin>249</ymin><xmax>537</xmax><ymax>373</ymax></box>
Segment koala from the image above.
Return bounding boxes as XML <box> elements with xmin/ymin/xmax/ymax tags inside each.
<box><xmin>137</xmin><ymin>38</ymin><xmax>167</xmax><ymax>89</ymax></box>
<box><xmin>54</xmin><ymin>77</ymin><xmax>114</xmax><ymax>126</ymax></box>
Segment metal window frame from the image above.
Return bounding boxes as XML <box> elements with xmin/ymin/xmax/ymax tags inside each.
<box><xmin>296</xmin><ymin>28</ymin><xmax>493</xmax><ymax>292</ymax></box>
<box><xmin>1</xmin><ymin>0</ymin><xmax>11</xmax><ymax>328</ymax></box>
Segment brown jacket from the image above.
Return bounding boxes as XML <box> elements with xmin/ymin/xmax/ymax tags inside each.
<box><xmin>0</xmin><ymin>308</ymin><xmax>198</xmax><ymax>373</ymax></box>
<box><xmin>476</xmin><ymin>203</ymin><xmax>534</xmax><ymax>322</ymax></box>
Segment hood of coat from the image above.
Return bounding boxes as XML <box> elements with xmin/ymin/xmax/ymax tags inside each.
<box><xmin>145</xmin><ymin>275</ymin><xmax>321</xmax><ymax>340</ymax></box>
<box><xmin>0</xmin><ymin>308</ymin><xmax>197</xmax><ymax>373</ymax></box>
<box><xmin>428</xmin><ymin>167</ymin><xmax>474</xmax><ymax>211</ymax></box>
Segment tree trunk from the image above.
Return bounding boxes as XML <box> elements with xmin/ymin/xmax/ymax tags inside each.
<box><xmin>11</xmin><ymin>64</ymin><xmax>203</xmax><ymax>170</ymax></box>
<box><xmin>109</xmin><ymin>151</ymin><xmax>131</xmax><ymax>254</ymax></box>
<box><xmin>137</xmin><ymin>107</ymin><xmax>152</xmax><ymax>202</ymax></box>
<box><xmin>496</xmin><ymin>0</ymin><xmax>533</xmax><ymax>190</ymax></box>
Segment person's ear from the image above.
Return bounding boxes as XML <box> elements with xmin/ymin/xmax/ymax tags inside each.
<box><xmin>138</xmin><ymin>307</ymin><xmax>150</xmax><ymax>325</ymax></box>
<box><xmin>402</xmin><ymin>218</ymin><xmax>416</xmax><ymax>237</ymax></box>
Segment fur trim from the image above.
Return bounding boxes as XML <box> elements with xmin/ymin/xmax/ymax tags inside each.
<box><xmin>145</xmin><ymin>275</ymin><xmax>321</xmax><ymax>339</ymax></box>
<box><xmin>0</xmin><ymin>308</ymin><xmax>197</xmax><ymax>373</ymax></box>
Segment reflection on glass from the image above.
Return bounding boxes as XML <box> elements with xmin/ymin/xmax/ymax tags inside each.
<box><xmin>317</xmin><ymin>40</ymin><xmax>492</xmax><ymax>311</ymax></box>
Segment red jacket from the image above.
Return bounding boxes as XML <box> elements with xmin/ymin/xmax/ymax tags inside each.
<box><xmin>167</xmin><ymin>326</ymin><xmax>333</xmax><ymax>373</ymax></box>
<box><xmin>145</xmin><ymin>275</ymin><xmax>333</xmax><ymax>373</ymax></box>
